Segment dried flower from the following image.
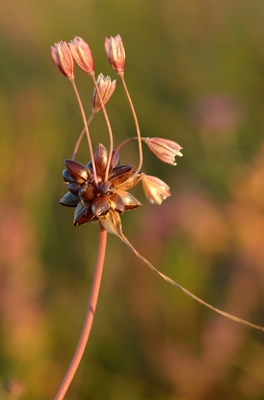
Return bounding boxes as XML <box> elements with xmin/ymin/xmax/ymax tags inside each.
<box><xmin>104</xmin><ymin>34</ymin><xmax>125</xmax><ymax>73</ymax></box>
<box><xmin>144</xmin><ymin>137</ymin><xmax>183</xmax><ymax>166</ymax></box>
<box><xmin>68</xmin><ymin>37</ymin><xmax>94</xmax><ymax>75</ymax></box>
<box><xmin>92</xmin><ymin>73</ymin><xmax>116</xmax><ymax>112</ymax></box>
<box><xmin>50</xmin><ymin>41</ymin><xmax>74</xmax><ymax>79</ymax></box>
<box><xmin>60</xmin><ymin>144</ymin><xmax>143</xmax><ymax>226</ymax></box>
<box><xmin>142</xmin><ymin>175</ymin><xmax>171</xmax><ymax>205</ymax></box>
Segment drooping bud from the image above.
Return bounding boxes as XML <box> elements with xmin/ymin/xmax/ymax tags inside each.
<box><xmin>144</xmin><ymin>137</ymin><xmax>183</xmax><ymax>166</ymax></box>
<box><xmin>142</xmin><ymin>175</ymin><xmax>171</xmax><ymax>205</ymax></box>
<box><xmin>68</xmin><ymin>37</ymin><xmax>94</xmax><ymax>75</ymax></box>
<box><xmin>50</xmin><ymin>41</ymin><xmax>74</xmax><ymax>79</ymax></box>
<box><xmin>92</xmin><ymin>73</ymin><xmax>116</xmax><ymax>112</ymax></box>
<box><xmin>104</xmin><ymin>34</ymin><xmax>125</xmax><ymax>73</ymax></box>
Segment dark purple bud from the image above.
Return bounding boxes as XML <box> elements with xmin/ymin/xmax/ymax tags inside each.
<box><xmin>60</xmin><ymin>192</ymin><xmax>80</xmax><ymax>207</ymax></box>
<box><xmin>74</xmin><ymin>202</ymin><xmax>95</xmax><ymax>226</ymax></box>
<box><xmin>115</xmin><ymin>190</ymin><xmax>142</xmax><ymax>210</ymax></box>
<box><xmin>67</xmin><ymin>182</ymin><xmax>81</xmax><ymax>195</ymax></box>
<box><xmin>94</xmin><ymin>144</ymin><xmax>109</xmax><ymax>178</ymax></box>
<box><xmin>109</xmin><ymin>193</ymin><xmax>125</xmax><ymax>214</ymax></box>
<box><xmin>91</xmin><ymin>196</ymin><xmax>110</xmax><ymax>217</ymax></box>
<box><xmin>79</xmin><ymin>182</ymin><xmax>97</xmax><ymax>201</ymax></box>
<box><xmin>109</xmin><ymin>164</ymin><xmax>134</xmax><ymax>187</ymax></box>
<box><xmin>62</xmin><ymin>169</ymin><xmax>76</xmax><ymax>183</ymax></box>
<box><xmin>64</xmin><ymin>160</ymin><xmax>89</xmax><ymax>183</ymax></box>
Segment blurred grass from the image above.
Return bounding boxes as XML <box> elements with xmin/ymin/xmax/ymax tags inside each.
<box><xmin>1</xmin><ymin>0</ymin><xmax>264</xmax><ymax>399</ymax></box>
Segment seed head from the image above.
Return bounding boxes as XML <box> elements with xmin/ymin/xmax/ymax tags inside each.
<box><xmin>104</xmin><ymin>34</ymin><xmax>125</xmax><ymax>73</ymax></box>
<box><xmin>69</xmin><ymin>37</ymin><xmax>94</xmax><ymax>75</ymax></box>
<box><xmin>50</xmin><ymin>41</ymin><xmax>74</xmax><ymax>79</ymax></box>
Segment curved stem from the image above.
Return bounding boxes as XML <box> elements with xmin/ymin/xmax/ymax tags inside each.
<box><xmin>118</xmin><ymin>73</ymin><xmax>143</xmax><ymax>176</ymax></box>
<box><xmin>69</xmin><ymin>77</ymin><xmax>98</xmax><ymax>185</ymax></box>
<box><xmin>72</xmin><ymin>112</ymin><xmax>95</xmax><ymax>160</ymax></box>
<box><xmin>90</xmin><ymin>73</ymin><xmax>114</xmax><ymax>181</ymax></box>
<box><xmin>54</xmin><ymin>224</ymin><xmax>108</xmax><ymax>400</ymax></box>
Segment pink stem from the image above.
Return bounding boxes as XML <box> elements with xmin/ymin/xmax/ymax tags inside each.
<box><xmin>54</xmin><ymin>224</ymin><xmax>108</xmax><ymax>400</ymax></box>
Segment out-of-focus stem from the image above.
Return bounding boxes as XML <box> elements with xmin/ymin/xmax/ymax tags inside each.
<box><xmin>118</xmin><ymin>72</ymin><xmax>143</xmax><ymax>175</ymax></box>
<box><xmin>89</xmin><ymin>72</ymin><xmax>114</xmax><ymax>181</ymax></box>
<box><xmin>69</xmin><ymin>77</ymin><xmax>98</xmax><ymax>185</ymax></box>
<box><xmin>72</xmin><ymin>112</ymin><xmax>95</xmax><ymax>160</ymax></box>
<box><xmin>54</xmin><ymin>224</ymin><xmax>108</xmax><ymax>400</ymax></box>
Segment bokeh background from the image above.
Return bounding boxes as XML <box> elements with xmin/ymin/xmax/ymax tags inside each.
<box><xmin>1</xmin><ymin>0</ymin><xmax>264</xmax><ymax>399</ymax></box>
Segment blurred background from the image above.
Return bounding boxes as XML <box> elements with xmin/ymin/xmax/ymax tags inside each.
<box><xmin>1</xmin><ymin>0</ymin><xmax>264</xmax><ymax>399</ymax></box>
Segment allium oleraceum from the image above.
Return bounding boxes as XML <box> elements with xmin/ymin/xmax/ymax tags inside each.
<box><xmin>51</xmin><ymin>34</ymin><xmax>264</xmax><ymax>400</ymax></box>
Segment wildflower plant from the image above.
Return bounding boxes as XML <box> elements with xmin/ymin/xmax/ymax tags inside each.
<box><xmin>51</xmin><ymin>35</ymin><xmax>264</xmax><ymax>400</ymax></box>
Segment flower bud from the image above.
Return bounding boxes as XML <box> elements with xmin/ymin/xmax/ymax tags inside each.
<box><xmin>144</xmin><ymin>137</ymin><xmax>183</xmax><ymax>166</ymax></box>
<box><xmin>50</xmin><ymin>41</ymin><xmax>74</xmax><ymax>79</ymax></box>
<box><xmin>68</xmin><ymin>37</ymin><xmax>94</xmax><ymax>74</ymax></box>
<box><xmin>92</xmin><ymin>73</ymin><xmax>116</xmax><ymax>112</ymax></box>
<box><xmin>104</xmin><ymin>34</ymin><xmax>125</xmax><ymax>73</ymax></box>
<box><xmin>142</xmin><ymin>175</ymin><xmax>171</xmax><ymax>205</ymax></box>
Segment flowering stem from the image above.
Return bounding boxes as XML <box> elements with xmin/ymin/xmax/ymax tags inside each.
<box><xmin>72</xmin><ymin>112</ymin><xmax>95</xmax><ymax>160</ymax></box>
<box><xmin>118</xmin><ymin>72</ymin><xmax>143</xmax><ymax>175</ymax></box>
<box><xmin>69</xmin><ymin>77</ymin><xmax>98</xmax><ymax>185</ymax></box>
<box><xmin>54</xmin><ymin>224</ymin><xmax>108</xmax><ymax>400</ymax></box>
<box><xmin>89</xmin><ymin>72</ymin><xmax>114</xmax><ymax>181</ymax></box>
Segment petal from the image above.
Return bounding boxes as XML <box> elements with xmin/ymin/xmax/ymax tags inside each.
<box><xmin>109</xmin><ymin>164</ymin><xmax>134</xmax><ymax>187</ymax></box>
<box><xmin>94</xmin><ymin>143</ymin><xmax>109</xmax><ymax>178</ymax></box>
<box><xmin>60</xmin><ymin>192</ymin><xmax>80</xmax><ymax>207</ymax></box>
<box><xmin>74</xmin><ymin>202</ymin><xmax>95</xmax><ymax>226</ymax></box>
<box><xmin>64</xmin><ymin>160</ymin><xmax>89</xmax><ymax>183</ymax></box>
<box><xmin>115</xmin><ymin>190</ymin><xmax>142</xmax><ymax>210</ymax></box>
<box><xmin>99</xmin><ymin>209</ymin><xmax>123</xmax><ymax>237</ymax></box>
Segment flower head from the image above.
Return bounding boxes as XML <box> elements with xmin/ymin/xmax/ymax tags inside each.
<box><xmin>50</xmin><ymin>41</ymin><xmax>74</xmax><ymax>79</ymax></box>
<box><xmin>92</xmin><ymin>74</ymin><xmax>116</xmax><ymax>112</ymax></box>
<box><xmin>144</xmin><ymin>137</ymin><xmax>183</xmax><ymax>166</ymax></box>
<box><xmin>142</xmin><ymin>175</ymin><xmax>171</xmax><ymax>205</ymax></box>
<box><xmin>68</xmin><ymin>37</ymin><xmax>94</xmax><ymax>75</ymax></box>
<box><xmin>60</xmin><ymin>144</ymin><xmax>143</xmax><ymax>227</ymax></box>
<box><xmin>104</xmin><ymin>34</ymin><xmax>125</xmax><ymax>73</ymax></box>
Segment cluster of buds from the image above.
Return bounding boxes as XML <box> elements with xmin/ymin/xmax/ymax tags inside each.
<box><xmin>50</xmin><ymin>34</ymin><xmax>183</xmax><ymax>230</ymax></box>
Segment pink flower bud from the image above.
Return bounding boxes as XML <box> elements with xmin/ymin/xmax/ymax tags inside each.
<box><xmin>50</xmin><ymin>41</ymin><xmax>74</xmax><ymax>79</ymax></box>
<box><xmin>104</xmin><ymin>34</ymin><xmax>125</xmax><ymax>73</ymax></box>
<box><xmin>68</xmin><ymin>37</ymin><xmax>94</xmax><ymax>75</ymax></box>
<box><xmin>92</xmin><ymin>73</ymin><xmax>116</xmax><ymax>112</ymax></box>
<box><xmin>142</xmin><ymin>175</ymin><xmax>171</xmax><ymax>205</ymax></box>
<box><xmin>144</xmin><ymin>137</ymin><xmax>183</xmax><ymax>166</ymax></box>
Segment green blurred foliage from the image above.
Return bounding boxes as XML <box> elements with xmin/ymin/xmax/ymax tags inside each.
<box><xmin>1</xmin><ymin>0</ymin><xmax>264</xmax><ymax>399</ymax></box>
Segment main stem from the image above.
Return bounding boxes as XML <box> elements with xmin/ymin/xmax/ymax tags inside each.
<box><xmin>54</xmin><ymin>224</ymin><xmax>108</xmax><ymax>400</ymax></box>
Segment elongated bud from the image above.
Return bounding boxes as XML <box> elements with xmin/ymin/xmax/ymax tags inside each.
<box><xmin>144</xmin><ymin>137</ymin><xmax>183</xmax><ymax>166</ymax></box>
<box><xmin>68</xmin><ymin>37</ymin><xmax>94</xmax><ymax>74</ymax></box>
<box><xmin>50</xmin><ymin>41</ymin><xmax>74</xmax><ymax>79</ymax></box>
<box><xmin>92</xmin><ymin>73</ymin><xmax>116</xmax><ymax>112</ymax></box>
<box><xmin>142</xmin><ymin>175</ymin><xmax>171</xmax><ymax>205</ymax></box>
<box><xmin>104</xmin><ymin>34</ymin><xmax>125</xmax><ymax>73</ymax></box>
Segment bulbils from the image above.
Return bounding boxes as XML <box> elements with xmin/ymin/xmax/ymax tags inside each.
<box><xmin>60</xmin><ymin>144</ymin><xmax>143</xmax><ymax>226</ymax></box>
<box><xmin>104</xmin><ymin>34</ymin><xmax>125</xmax><ymax>73</ymax></box>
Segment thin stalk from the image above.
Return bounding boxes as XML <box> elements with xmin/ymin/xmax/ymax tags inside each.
<box><xmin>54</xmin><ymin>224</ymin><xmax>108</xmax><ymax>400</ymax></box>
<box><xmin>89</xmin><ymin>72</ymin><xmax>114</xmax><ymax>181</ymax></box>
<box><xmin>69</xmin><ymin>77</ymin><xmax>98</xmax><ymax>185</ymax></box>
<box><xmin>118</xmin><ymin>72</ymin><xmax>143</xmax><ymax>175</ymax></box>
<box><xmin>72</xmin><ymin>112</ymin><xmax>95</xmax><ymax>160</ymax></box>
